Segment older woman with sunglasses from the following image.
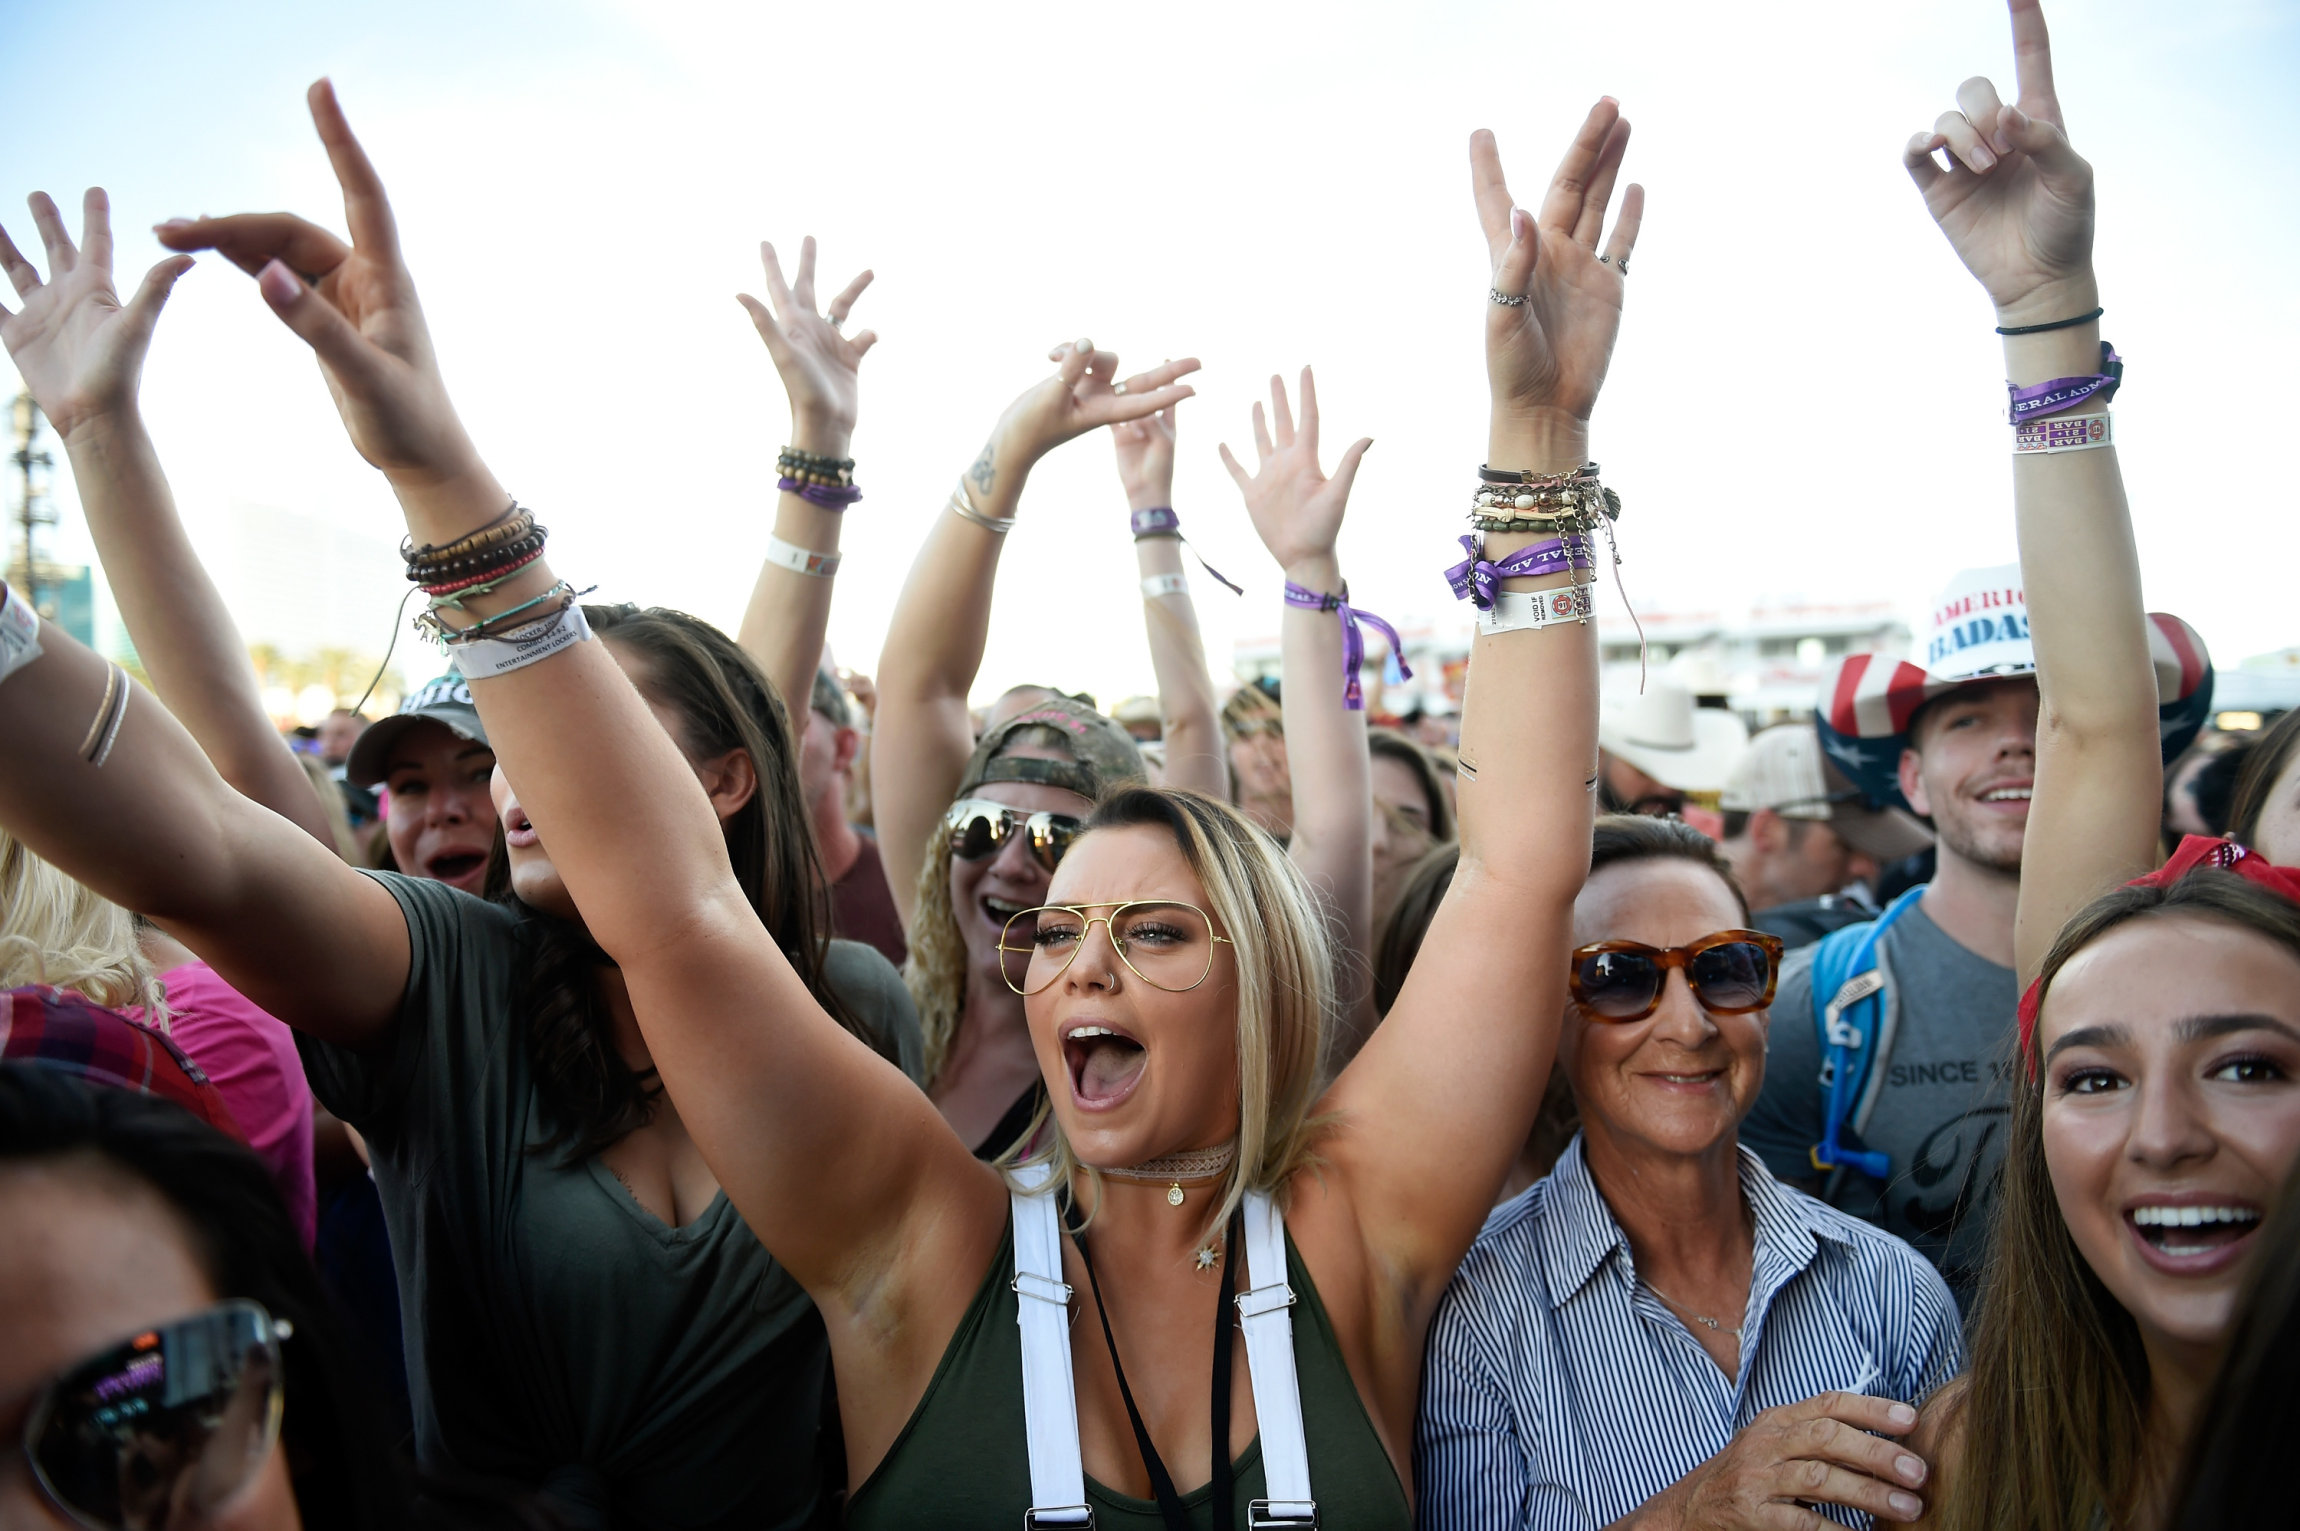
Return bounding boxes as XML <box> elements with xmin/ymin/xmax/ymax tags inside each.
<box><xmin>1417</xmin><ymin>816</ymin><xmax>1964</xmax><ymax>1531</ymax></box>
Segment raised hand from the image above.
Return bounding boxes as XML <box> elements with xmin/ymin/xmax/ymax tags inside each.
<box><xmin>1470</xmin><ymin>99</ymin><xmax>1643</xmax><ymax>431</ymax></box>
<box><xmin>1904</xmin><ymin>0</ymin><xmax>2094</xmax><ymax>324</ymax></box>
<box><xmin>0</xmin><ymin>190</ymin><xmax>193</xmax><ymax>439</ymax></box>
<box><xmin>1110</xmin><ymin>384</ymin><xmax>1181</xmax><ymax>509</ymax></box>
<box><xmin>154</xmin><ymin>79</ymin><xmax>497</xmax><ymax>505</ymax></box>
<box><xmin>971</xmin><ymin>341</ymin><xmax>1199</xmax><ymax>504</ymax></box>
<box><xmin>1218</xmin><ymin>367</ymin><xmax>1371</xmax><ymax>582</ymax></box>
<box><xmin>738</xmin><ymin>237</ymin><xmax>875</xmax><ymax>450</ymax></box>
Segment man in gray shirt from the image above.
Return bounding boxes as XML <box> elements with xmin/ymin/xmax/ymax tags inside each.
<box><xmin>1743</xmin><ymin>568</ymin><xmax>2036</xmax><ymax>1303</ymax></box>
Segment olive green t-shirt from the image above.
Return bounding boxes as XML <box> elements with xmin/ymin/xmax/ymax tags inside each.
<box><xmin>301</xmin><ymin>872</ymin><xmax>922</xmax><ymax>1530</ymax></box>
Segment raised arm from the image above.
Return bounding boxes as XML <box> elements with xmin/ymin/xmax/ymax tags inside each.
<box><xmin>1112</xmin><ymin>395</ymin><xmax>1225</xmax><ymax>797</ymax></box>
<box><xmin>1904</xmin><ymin>0</ymin><xmax>2155</xmax><ymax>981</ymax></box>
<box><xmin>0</xmin><ymin>190</ymin><xmax>408</xmax><ymax>1046</ymax></box>
<box><xmin>0</xmin><ymin>191</ymin><xmax>337</xmax><ymax>849</ymax></box>
<box><xmin>1220</xmin><ymin>368</ymin><xmax>1379</xmax><ymax>1052</ymax></box>
<box><xmin>869</xmin><ymin>343</ymin><xmax>1199</xmax><ymax>926</ymax></box>
<box><xmin>733</xmin><ymin>237</ymin><xmax>877</xmax><ymax>723</ymax></box>
<box><xmin>1324</xmin><ymin>102</ymin><xmax>1633</xmax><ymax>1298</ymax></box>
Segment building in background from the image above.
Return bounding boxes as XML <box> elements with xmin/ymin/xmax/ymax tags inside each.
<box><xmin>1233</xmin><ymin>598</ymin><xmax>1911</xmax><ymax>729</ymax></box>
<box><xmin>7</xmin><ymin>392</ymin><xmax>97</xmax><ymax>648</ymax></box>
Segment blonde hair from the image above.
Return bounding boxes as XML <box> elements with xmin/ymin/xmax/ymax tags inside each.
<box><xmin>0</xmin><ymin>826</ymin><xmax>169</xmax><ymax>1028</ymax></box>
<box><xmin>296</xmin><ymin>753</ymin><xmax>365</xmax><ymax>864</ymax></box>
<box><xmin>1009</xmin><ymin>787</ymin><xmax>1335</xmax><ymax>1238</ymax></box>
<box><xmin>904</xmin><ymin>723</ymin><xmax>1094</xmax><ymax>1087</ymax></box>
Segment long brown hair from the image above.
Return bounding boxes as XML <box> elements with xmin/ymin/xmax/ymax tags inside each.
<box><xmin>2228</xmin><ymin>709</ymin><xmax>2300</xmax><ymax>849</ymax></box>
<box><xmin>1940</xmin><ymin>870</ymin><xmax>2300</xmax><ymax>1531</ymax></box>
<box><xmin>520</xmin><ymin>604</ymin><xmax>871</xmax><ymax>1160</ymax></box>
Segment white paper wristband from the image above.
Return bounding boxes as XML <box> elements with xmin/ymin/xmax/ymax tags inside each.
<box><xmin>1475</xmin><ymin>581</ymin><xmax>1596</xmax><ymax>636</ymax></box>
<box><xmin>0</xmin><ymin>583</ymin><xmax>44</xmax><ymax>689</ymax></box>
<box><xmin>1141</xmin><ymin>572</ymin><xmax>1188</xmax><ymax>599</ymax></box>
<box><xmin>449</xmin><ymin>601</ymin><xmax>594</xmax><ymax>680</ymax></box>
<box><xmin>765</xmin><ymin>534</ymin><xmax>841</xmax><ymax>578</ymax></box>
<box><xmin>2013</xmin><ymin>413</ymin><xmax>2112</xmax><ymax>455</ymax></box>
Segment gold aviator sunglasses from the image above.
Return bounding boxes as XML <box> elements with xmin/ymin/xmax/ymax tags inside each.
<box><xmin>999</xmin><ymin>900</ymin><xmax>1233</xmax><ymax>996</ymax></box>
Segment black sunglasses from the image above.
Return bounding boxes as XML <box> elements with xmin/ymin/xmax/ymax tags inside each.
<box><xmin>1569</xmin><ymin>930</ymin><xmax>1784</xmax><ymax>1022</ymax></box>
<box><xmin>23</xmin><ymin>1299</ymin><xmax>291</xmax><ymax>1531</ymax></box>
<box><xmin>944</xmin><ymin>798</ymin><xmax>1084</xmax><ymax>873</ymax></box>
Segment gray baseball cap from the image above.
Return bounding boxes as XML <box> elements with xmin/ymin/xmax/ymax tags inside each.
<box><xmin>345</xmin><ymin>673</ymin><xmax>491</xmax><ymax>788</ymax></box>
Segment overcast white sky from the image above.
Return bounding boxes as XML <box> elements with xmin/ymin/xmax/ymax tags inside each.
<box><xmin>6</xmin><ymin>0</ymin><xmax>2296</xmax><ymax>704</ymax></box>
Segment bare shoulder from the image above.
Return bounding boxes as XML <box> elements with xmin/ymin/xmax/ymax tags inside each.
<box><xmin>1905</xmin><ymin>1377</ymin><xmax>1969</xmax><ymax>1531</ymax></box>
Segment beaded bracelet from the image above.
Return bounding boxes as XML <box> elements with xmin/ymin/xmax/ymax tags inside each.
<box><xmin>423</xmin><ymin>546</ymin><xmax>546</xmax><ymax>600</ymax></box>
<box><xmin>402</xmin><ymin>503</ymin><xmax>534</xmax><ymax>575</ymax></box>
<box><xmin>1282</xmin><ymin>581</ymin><xmax>1412</xmax><ymax>711</ymax></box>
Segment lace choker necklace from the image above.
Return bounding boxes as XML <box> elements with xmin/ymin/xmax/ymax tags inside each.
<box><xmin>1100</xmin><ymin>1143</ymin><xmax>1237</xmax><ymax>1206</ymax></box>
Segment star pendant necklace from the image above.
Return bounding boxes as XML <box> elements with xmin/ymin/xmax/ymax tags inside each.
<box><xmin>1100</xmin><ymin>1142</ymin><xmax>1237</xmax><ymax>1270</ymax></box>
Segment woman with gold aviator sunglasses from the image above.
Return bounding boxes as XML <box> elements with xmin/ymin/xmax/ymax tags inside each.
<box><xmin>41</xmin><ymin>89</ymin><xmax>1634</xmax><ymax>1527</ymax></box>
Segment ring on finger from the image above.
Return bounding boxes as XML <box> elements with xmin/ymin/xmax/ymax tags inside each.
<box><xmin>828</xmin><ymin>314</ymin><xmax>844</xmax><ymax>330</ymax></box>
<box><xmin>1488</xmin><ymin>288</ymin><xmax>1530</xmax><ymax>307</ymax></box>
<box><xmin>1113</xmin><ymin>382</ymin><xmax>1128</xmax><ymax>395</ymax></box>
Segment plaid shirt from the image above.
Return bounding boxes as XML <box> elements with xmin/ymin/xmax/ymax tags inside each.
<box><xmin>1</xmin><ymin>984</ymin><xmax>245</xmax><ymax>1141</ymax></box>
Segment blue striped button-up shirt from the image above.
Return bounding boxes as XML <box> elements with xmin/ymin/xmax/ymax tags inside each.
<box><xmin>1415</xmin><ymin>1135</ymin><xmax>1963</xmax><ymax>1530</ymax></box>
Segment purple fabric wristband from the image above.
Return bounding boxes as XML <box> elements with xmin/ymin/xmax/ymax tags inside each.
<box><xmin>779</xmin><ymin>476</ymin><xmax>864</xmax><ymax>509</ymax></box>
<box><xmin>1129</xmin><ymin>507</ymin><xmax>1243</xmax><ymax>595</ymax></box>
<box><xmin>1444</xmin><ymin>534</ymin><xmax>1595</xmax><ymax>610</ymax></box>
<box><xmin>2006</xmin><ymin>342</ymin><xmax>2123</xmax><ymax>424</ymax></box>
<box><xmin>1283</xmin><ymin>581</ymin><xmax>1412</xmax><ymax>711</ymax></box>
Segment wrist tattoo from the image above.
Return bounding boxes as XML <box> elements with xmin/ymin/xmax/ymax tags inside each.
<box><xmin>968</xmin><ymin>443</ymin><xmax>997</xmax><ymax>496</ymax></box>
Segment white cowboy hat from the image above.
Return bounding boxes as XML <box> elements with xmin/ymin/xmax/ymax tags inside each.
<box><xmin>1598</xmin><ymin>680</ymin><xmax>1749</xmax><ymax>794</ymax></box>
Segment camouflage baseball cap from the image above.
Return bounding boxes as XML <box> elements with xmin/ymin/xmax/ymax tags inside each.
<box><xmin>958</xmin><ymin>695</ymin><xmax>1144</xmax><ymax>803</ymax></box>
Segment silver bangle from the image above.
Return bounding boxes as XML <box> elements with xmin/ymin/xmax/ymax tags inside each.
<box><xmin>948</xmin><ymin>482</ymin><xmax>1016</xmax><ymax>535</ymax></box>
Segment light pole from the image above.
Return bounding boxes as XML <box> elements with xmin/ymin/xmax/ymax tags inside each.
<box><xmin>9</xmin><ymin>391</ymin><xmax>57</xmax><ymax>618</ymax></box>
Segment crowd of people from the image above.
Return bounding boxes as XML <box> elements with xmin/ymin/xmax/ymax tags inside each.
<box><xmin>2</xmin><ymin>2</ymin><xmax>2295</xmax><ymax>1527</ymax></box>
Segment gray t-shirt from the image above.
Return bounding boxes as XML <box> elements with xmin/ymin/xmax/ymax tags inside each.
<box><xmin>1741</xmin><ymin>898</ymin><xmax>2017</xmax><ymax>1305</ymax></box>
<box><xmin>301</xmin><ymin>872</ymin><xmax>922</xmax><ymax>1530</ymax></box>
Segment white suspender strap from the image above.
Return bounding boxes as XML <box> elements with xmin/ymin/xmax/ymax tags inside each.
<box><xmin>1236</xmin><ymin>1191</ymin><xmax>1317</xmax><ymax>1527</ymax></box>
<box><xmin>1009</xmin><ymin>1163</ymin><xmax>1094</xmax><ymax>1529</ymax></box>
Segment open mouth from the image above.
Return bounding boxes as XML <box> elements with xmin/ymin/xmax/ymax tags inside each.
<box><xmin>426</xmin><ymin>851</ymin><xmax>489</xmax><ymax>887</ymax></box>
<box><xmin>503</xmin><ymin>810</ymin><xmax>540</xmax><ymax>850</ymax></box>
<box><xmin>984</xmin><ymin>895</ymin><xmax>1034</xmax><ymax>932</ymax></box>
<box><xmin>1978</xmin><ymin>785</ymin><xmax>2033</xmax><ymax>805</ymax></box>
<box><xmin>2127</xmin><ymin>1203</ymin><xmax>2261</xmax><ymax>1262</ymax></box>
<box><xmin>1062</xmin><ymin>1023</ymin><xmax>1147</xmax><ymax>1110</ymax></box>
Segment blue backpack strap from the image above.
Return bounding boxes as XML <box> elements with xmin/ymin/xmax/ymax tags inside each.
<box><xmin>1809</xmin><ymin>885</ymin><xmax>1929</xmax><ymax>1181</ymax></box>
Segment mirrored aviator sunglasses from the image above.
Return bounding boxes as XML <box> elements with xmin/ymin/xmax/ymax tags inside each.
<box><xmin>1568</xmin><ymin>930</ymin><xmax>1784</xmax><ymax>1022</ymax></box>
<box><xmin>944</xmin><ymin>798</ymin><xmax>1084</xmax><ymax>873</ymax></box>
<box><xmin>25</xmin><ymin>1299</ymin><xmax>291</xmax><ymax>1531</ymax></box>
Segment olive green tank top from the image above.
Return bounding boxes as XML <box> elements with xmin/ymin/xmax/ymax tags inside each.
<box><xmin>847</xmin><ymin>1224</ymin><xmax>1412</xmax><ymax>1530</ymax></box>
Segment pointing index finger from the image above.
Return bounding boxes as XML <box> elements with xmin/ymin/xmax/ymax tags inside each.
<box><xmin>306</xmin><ymin>78</ymin><xmax>401</xmax><ymax>259</ymax></box>
<box><xmin>2007</xmin><ymin>0</ymin><xmax>2063</xmax><ymax>126</ymax></box>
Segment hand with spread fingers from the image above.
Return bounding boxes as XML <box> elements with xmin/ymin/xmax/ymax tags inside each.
<box><xmin>154</xmin><ymin>78</ymin><xmax>501</xmax><ymax>510</ymax></box>
<box><xmin>969</xmin><ymin>342</ymin><xmax>1199</xmax><ymax>508</ymax></box>
<box><xmin>0</xmin><ymin>190</ymin><xmax>194</xmax><ymax>441</ymax></box>
<box><xmin>1219</xmin><ymin>366</ymin><xmax>1371</xmax><ymax>583</ymax></box>
<box><xmin>739</xmin><ymin>236</ymin><xmax>875</xmax><ymax>454</ymax></box>
<box><xmin>1903</xmin><ymin>0</ymin><xmax>2096</xmax><ymax>325</ymax></box>
<box><xmin>1469</xmin><ymin>98</ymin><xmax>1643</xmax><ymax>431</ymax></box>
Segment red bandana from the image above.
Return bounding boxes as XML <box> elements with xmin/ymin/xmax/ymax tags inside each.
<box><xmin>2016</xmin><ymin>836</ymin><xmax>2300</xmax><ymax>1072</ymax></box>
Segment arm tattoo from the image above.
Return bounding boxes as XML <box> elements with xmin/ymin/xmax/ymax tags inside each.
<box><xmin>968</xmin><ymin>442</ymin><xmax>996</xmax><ymax>496</ymax></box>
